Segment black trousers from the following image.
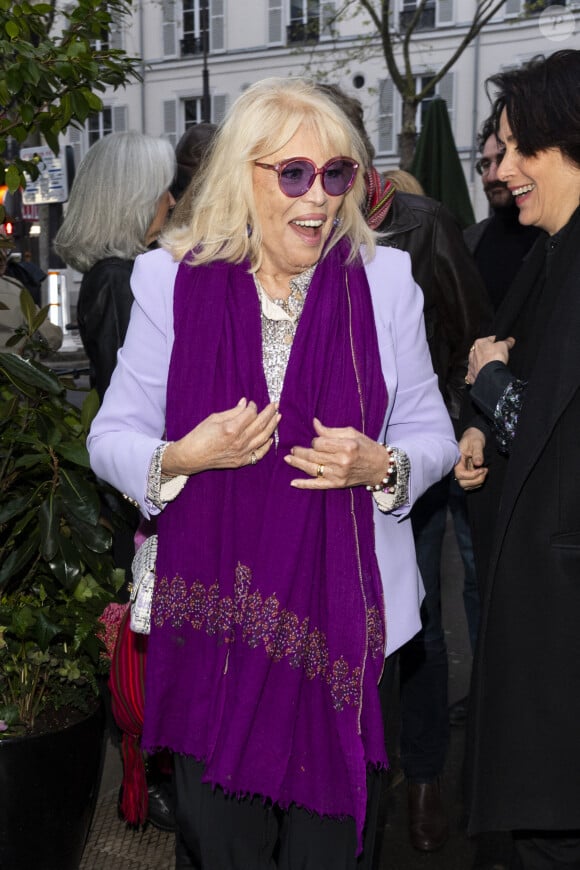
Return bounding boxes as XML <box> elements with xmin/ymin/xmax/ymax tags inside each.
<box><xmin>511</xmin><ymin>832</ymin><xmax>580</xmax><ymax>869</ymax></box>
<box><xmin>173</xmin><ymin>756</ymin><xmax>382</xmax><ymax>870</ymax></box>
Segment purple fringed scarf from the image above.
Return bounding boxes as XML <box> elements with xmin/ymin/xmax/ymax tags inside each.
<box><xmin>142</xmin><ymin>239</ymin><xmax>388</xmax><ymax>850</ymax></box>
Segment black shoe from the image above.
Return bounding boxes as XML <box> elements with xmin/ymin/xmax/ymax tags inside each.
<box><xmin>449</xmin><ymin>694</ymin><xmax>469</xmax><ymax>726</ymax></box>
<box><xmin>147</xmin><ymin>780</ymin><xmax>177</xmax><ymax>833</ymax></box>
<box><xmin>408</xmin><ymin>780</ymin><xmax>449</xmax><ymax>852</ymax></box>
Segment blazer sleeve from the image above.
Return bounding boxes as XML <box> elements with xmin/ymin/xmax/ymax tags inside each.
<box><xmin>87</xmin><ymin>248</ymin><xmax>178</xmax><ymax>517</ymax></box>
<box><xmin>366</xmin><ymin>246</ymin><xmax>460</xmax><ymax>514</ymax></box>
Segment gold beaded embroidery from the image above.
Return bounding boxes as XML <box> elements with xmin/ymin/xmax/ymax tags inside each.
<box><xmin>152</xmin><ymin>562</ymin><xmax>384</xmax><ymax>711</ymax></box>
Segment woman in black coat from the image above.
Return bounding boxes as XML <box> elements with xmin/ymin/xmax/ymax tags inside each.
<box><xmin>457</xmin><ymin>49</ymin><xmax>580</xmax><ymax>869</ymax></box>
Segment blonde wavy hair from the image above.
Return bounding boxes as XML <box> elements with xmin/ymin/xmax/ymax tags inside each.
<box><xmin>163</xmin><ymin>77</ymin><xmax>376</xmax><ymax>269</ymax></box>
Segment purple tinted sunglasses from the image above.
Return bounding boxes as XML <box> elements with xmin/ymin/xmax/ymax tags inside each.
<box><xmin>254</xmin><ymin>156</ymin><xmax>359</xmax><ymax>197</ymax></box>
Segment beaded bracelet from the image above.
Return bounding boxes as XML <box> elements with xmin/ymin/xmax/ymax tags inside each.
<box><xmin>366</xmin><ymin>445</ymin><xmax>397</xmax><ymax>494</ymax></box>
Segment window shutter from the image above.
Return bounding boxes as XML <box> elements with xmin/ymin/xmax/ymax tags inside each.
<box><xmin>436</xmin><ymin>0</ymin><xmax>453</xmax><ymax>24</ymax></box>
<box><xmin>112</xmin><ymin>105</ymin><xmax>128</xmax><ymax>132</ymax></box>
<box><xmin>378</xmin><ymin>79</ymin><xmax>395</xmax><ymax>154</ymax></box>
<box><xmin>210</xmin><ymin>0</ymin><xmax>224</xmax><ymax>51</ymax></box>
<box><xmin>163</xmin><ymin>0</ymin><xmax>177</xmax><ymax>57</ymax></box>
<box><xmin>268</xmin><ymin>0</ymin><xmax>284</xmax><ymax>43</ymax></box>
<box><xmin>321</xmin><ymin>1</ymin><xmax>336</xmax><ymax>36</ymax></box>
<box><xmin>109</xmin><ymin>8</ymin><xmax>124</xmax><ymax>50</ymax></box>
<box><xmin>212</xmin><ymin>94</ymin><xmax>227</xmax><ymax>124</ymax></box>
<box><xmin>164</xmin><ymin>100</ymin><xmax>178</xmax><ymax>148</ymax></box>
<box><xmin>504</xmin><ymin>0</ymin><xmax>521</xmax><ymax>15</ymax></box>
<box><xmin>68</xmin><ymin>125</ymin><xmax>84</xmax><ymax>171</ymax></box>
<box><xmin>436</xmin><ymin>71</ymin><xmax>454</xmax><ymax>124</ymax></box>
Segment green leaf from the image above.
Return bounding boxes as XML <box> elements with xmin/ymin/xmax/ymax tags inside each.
<box><xmin>56</xmin><ymin>441</ymin><xmax>90</xmax><ymax>467</ymax></box>
<box><xmin>0</xmin><ymin>494</ymin><xmax>31</xmax><ymax>524</ymax></box>
<box><xmin>60</xmin><ymin>468</ymin><xmax>100</xmax><ymax>524</ymax></box>
<box><xmin>19</xmin><ymin>286</ymin><xmax>36</xmax><ymax>330</ymax></box>
<box><xmin>70</xmin><ymin>516</ymin><xmax>111</xmax><ymax>554</ymax></box>
<box><xmin>80</xmin><ymin>389</ymin><xmax>100</xmax><ymax>433</ymax></box>
<box><xmin>49</xmin><ymin>536</ymin><xmax>82</xmax><ymax>589</ymax></box>
<box><xmin>0</xmin><ymin>353</ymin><xmax>64</xmax><ymax>397</ymax></box>
<box><xmin>39</xmin><ymin>494</ymin><xmax>59</xmax><ymax>561</ymax></box>
<box><xmin>5</xmin><ymin>20</ymin><xmax>19</xmax><ymax>38</ymax></box>
<box><xmin>0</xmin><ymin>529</ymin><xmax>39</xmax><ymax>589</ymax></box>
<box><xmin>5</xmin><ymin>163</ymin><xmax>20</xmax><ymax>194</ymax></box>
<box><xmin>35</xmin><ymin>610</ymin><xmax>62</xmax><ymax>651</ymax></box>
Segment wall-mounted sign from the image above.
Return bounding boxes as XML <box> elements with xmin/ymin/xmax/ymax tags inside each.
<box><xmin>20</xmin><ymin>145</ymin><xmax>69</xmax><ymax>205</ymax></box>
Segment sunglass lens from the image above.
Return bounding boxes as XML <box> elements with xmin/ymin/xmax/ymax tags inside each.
<box><xmin>323</xmin><ymin>159</ymin><xmax>357</xmax><ymax>196</ymax></box>
<box><xmin>279</xmin><ymin>161</ymin><xmax>313</xmax><ymax>196</ymax></box>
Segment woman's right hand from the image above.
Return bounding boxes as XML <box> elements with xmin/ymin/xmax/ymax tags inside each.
<box><xmin>162</xmin><ymin>398</ymin><xmax>280</xmax><ymax>476</ymax></box>
<box><xmin>454</xmin><ymin>427</ymin><xmax>488</xmax><ymax>491</ymax></box>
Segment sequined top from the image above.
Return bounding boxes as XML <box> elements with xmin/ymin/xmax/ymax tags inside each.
<box><xmin>255</xmin><ymin>267</ymin><xmax>314</xmax><ymax>403</ymax></box>
<box><xmin>146</xmin><ymin>264</ymin><xmax>410</xmax><ymax>513</ymax></box>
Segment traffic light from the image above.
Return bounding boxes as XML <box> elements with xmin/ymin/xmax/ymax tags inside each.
<box><xmin>3</xmin><ymin>220</ymin><xmax>13</xmax><ymax>236</ymax></box>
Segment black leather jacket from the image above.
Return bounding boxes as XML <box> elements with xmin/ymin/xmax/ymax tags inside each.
<box><xmin>378</xmin><ymin>192</ymin><xmax>491</xmax><ymax>423</ymax></box>
<box><xmin>77</xmin><ymin>257</ymin><xmax>134</xmax><ymax>401</ymax></box>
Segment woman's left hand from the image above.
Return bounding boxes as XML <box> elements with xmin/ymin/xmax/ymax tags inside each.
<box><xmin>284</xmin><ymin>418</ymin><xmax>388</xmax><ymax>490</ymax></box>
<box><xmin>465</xmin><ymin>335</ymin><xmax>515</xmax><ymax>386</ymax></box>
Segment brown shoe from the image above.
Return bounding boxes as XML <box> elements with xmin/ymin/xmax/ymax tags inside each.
<box><xmin>408</xmin><ymin>780</ymin><xmax>449</xmax><ymax>851</ymax></box>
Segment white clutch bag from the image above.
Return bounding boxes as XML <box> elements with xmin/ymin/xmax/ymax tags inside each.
<box><xmin>130</xmin><ymin>534</ymin><xmax>158</xmax><ymax>634</ymax></box>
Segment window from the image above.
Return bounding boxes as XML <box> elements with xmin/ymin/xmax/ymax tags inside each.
<box><xmin>90</xmin><ymin>4</ymin><xmax>125</xmax><ymax>50</ymax></box>
<box><xmin>163</xmin><ymin>0</ymin><xmax>224</xmax><ymax>58</ymax></box>
<box><xmin>67</xmin><ymin>106</ymin><xmax>128</xmax><ymax>167</ymax></box>
<box><xmin>181</xmin><ymin>0</ymin><xmax>208</xmax><ymax>56</ymax></box>
<box><xmin>399</xmin><ymin>0</ymin><xmax>436</xmax><ymax>31</ymax></box>
<box><xmin>163</xmin><ymin>95</ymin><xmax>227</xmax><ymax>147</ymax></box>
<box><xmin>286</xmin><ymin>0</ymin><xmax>336</xmax><ymax>44</ymax></box>
<box><xmin>417</xmin><ymin>72</ymin><xmax>454</xmax><ymax>129</ymax></box>
<box><xmin>376</xmin><ymin>72</ymin><xmax>454</xmax><ymax>155</ymax></box>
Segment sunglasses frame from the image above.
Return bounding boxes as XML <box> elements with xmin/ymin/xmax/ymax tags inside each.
<box><xmin>254</xmin><ymin>156</ymin><xmax>359</xmax><ymax>198</ymax></box>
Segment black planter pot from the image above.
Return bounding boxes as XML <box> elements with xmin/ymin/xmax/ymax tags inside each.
<box><xmin>0</xmin><ymin>703</ymin><xmax>106</xmax><ymax>870</ymax></box>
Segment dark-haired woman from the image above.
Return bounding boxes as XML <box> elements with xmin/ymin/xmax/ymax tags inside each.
<box><xmin>456</xmin><ymin>49</ymin><xmax>580</xmax><ymax>868</ymax></box>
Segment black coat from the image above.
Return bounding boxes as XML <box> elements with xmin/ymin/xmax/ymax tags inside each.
<box><xmin>378</xmin><ymin>193</ymin><xmax>490</xmax><ymax>423</ymax></box>
<box><xmin>465</xmin><ymin>208</ymin><xmax>580</xmax><ymax>833</ymax></box>
<box><xmin>77</xmin><ymin>257</ymin><xmax>134</xmax><ymax>402</ymax></box>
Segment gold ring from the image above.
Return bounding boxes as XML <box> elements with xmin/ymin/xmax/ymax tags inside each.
<box><xmin>316</xmin><ymin>464</ymin><xmax>325</xmax><ymax>478</ymax></box>
<box><xmin>251</xmin><ymin>451</ymin><xmax>257</xmax><ymax>466</ymax></box>
<box><xmin>465</xmin><ymin>376</ymin><xmax>470</xmax><ymax>385</ymax></box>
<box><xmin>470</xmin><ymin>343</ymin><xmax>476</xmax><ymax>353</ymax></box>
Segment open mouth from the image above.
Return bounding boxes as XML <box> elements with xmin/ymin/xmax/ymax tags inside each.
<box><xmin>512</xmin><ymin>183</ymin><xmax>535</xmax><ymax>199</ymax></box>
<box><xmin>291</xmin><ymin>218</ymin><xmax>326</xmax><ymax>240</ymax></box>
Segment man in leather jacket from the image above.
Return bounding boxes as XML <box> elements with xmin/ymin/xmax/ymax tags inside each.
<box><xmin>318</xmin><ymin>85</ymin><xmax>491</xmax><ymax>858</ymax></box>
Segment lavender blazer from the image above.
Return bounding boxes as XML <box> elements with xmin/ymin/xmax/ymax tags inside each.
<box><xmin>88</xmin><ymin>246</ymin><xmax>458</xmax><ymax>656</ymax></box>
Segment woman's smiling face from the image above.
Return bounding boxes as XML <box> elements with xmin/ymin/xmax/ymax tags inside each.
<box><xmin>252</xmin><ymin>128</ymin><xmax>348</xmax><ymax>283</ymax></box>
<box><xmin>497</xmin><ymin>108</ymin><xmax>580</xmax><ymax>236</ymax></box>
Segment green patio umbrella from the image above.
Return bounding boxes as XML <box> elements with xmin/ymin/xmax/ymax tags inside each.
<box><xmin>410</xmin><ymin>97</ymin><xmax>475</xmax><ymax>229</ymax></box>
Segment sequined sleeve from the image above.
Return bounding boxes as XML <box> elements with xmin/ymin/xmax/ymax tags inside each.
<box><xmin>371</xmin><ymin>447</ymin><xmax>411</xmax><ymax>514</ymax></box>
<box><xmin>146</xmin><ymin>442</ymin><xmax>188</xmax><ymax>510</ymax></box>
<box><xmin>469</xmin><ymin>361</ymin><xmax>526</xmax><ymax>455</ymax></box>
<box><xmin>493</xmin><ymin>378</ymin><xmax>527</xmax><ymax>454</ymax></box>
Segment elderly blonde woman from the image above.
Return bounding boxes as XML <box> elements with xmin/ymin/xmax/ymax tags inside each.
<box><xmin>88</xmin><ymin>78</ymin><xmax>457</xmax><ymax>869</ymax></box>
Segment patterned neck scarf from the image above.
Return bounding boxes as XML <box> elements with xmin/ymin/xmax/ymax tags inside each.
<box><xmin>365</xmin><ymin>166</ymin><xmax>396</xmax><ymax>230</ymax></box>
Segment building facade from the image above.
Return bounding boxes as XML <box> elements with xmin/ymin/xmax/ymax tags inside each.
<box><xmin>62</xmin><ymin>0</ymin><xmax>578</xmax><ymax>224</ymax></box>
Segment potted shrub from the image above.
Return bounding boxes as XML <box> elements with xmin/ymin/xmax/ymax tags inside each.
<box><xmin>0</xmin><ymin>289</ymin><xmax>125</xmax><ymax>870</ymax></box>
